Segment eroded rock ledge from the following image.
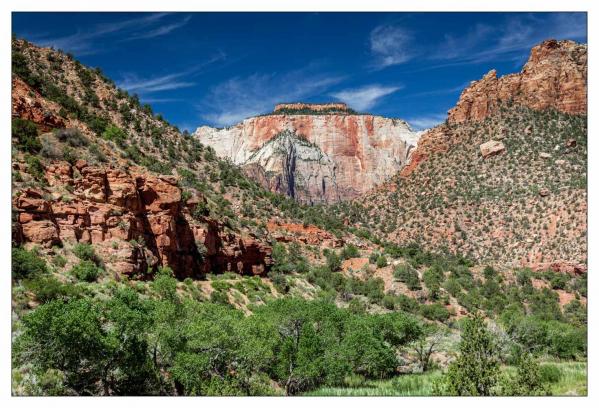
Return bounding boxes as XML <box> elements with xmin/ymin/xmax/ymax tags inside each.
<box><xmin>12</xmin><ymin>160</ymin><xmax>272</xmax><ymax>279</ymax></box>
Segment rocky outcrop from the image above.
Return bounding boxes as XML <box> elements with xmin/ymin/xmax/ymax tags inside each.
<box><xmin>242</xmin><ymin>130</ymin><xmax>339</xmax><ymax>203</ymax></box>
<box><xmin>195</xmin><ymin>110</ymin><xmax>420</xmax><ymax>203</ymax></box>
<box><xmin>403</xmin><ymin>39</ymin><xmax>587</xmax><ymax>178</ymax></box>
<box><xmin>267</xmin><ymin>220</ymin><xmax>344</xmax><ymax>248</ymax></box>
<box><xmin>448</xmin><ymin>39</ymin><xmax>587</xmax><ymax>124</ymax></box>
<box><xmin>12</xmin><ymin>76</ymin><xmax>65</xmax><ymax>131</ymax></box>
<box><xmin>399</xmin><ymin>126</ymin><xmax>451</xmax><ymax>177</ymax></box>
<box><xmin>12</xmin><ymin>161</ymin><xmax>272</xmax><ymax>278</ymax></box>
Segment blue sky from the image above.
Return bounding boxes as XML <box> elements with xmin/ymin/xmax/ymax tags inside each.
<box><xmin>12</xmin><ymin>12</ymin><xmax>587</xmax><ymax>131</ymax></box>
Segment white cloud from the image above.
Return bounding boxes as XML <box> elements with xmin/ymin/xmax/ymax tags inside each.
<box><xmin>370</xmin><ymin>25</ymin><xmax>414</xmax><ymax>68</ymax></box>
<box><xmin>30</xmin><ymin>13</ymin><xmax>188</xmax><ymax>56</ymax></box>
<box><xmin>118</xmin><ymin>72</ymin><xmax>195</xmax><ymax>93</ymax></box>
<box><xmin>200</xmin><ymin>68</ymin><xmax>345</xmax><ymax>127</ymax></box>
<box><xmin>405</xmin><ymin>114</ymin><xmax>446</xmax><ymax>131</ymax></box>
<box><xmin>126</xmin><ymin>15</ymin><xmax>192</xmax><ymax>41</ymax></box>
<box><xmin>330</xmin><ymin>85</ymin><xmax>399</xmax><ymax>111</ymax></box>
<box><xmin>117</xmin><ymin>52</ymin><xmax>225</xmax><ymax>95</ymax></box>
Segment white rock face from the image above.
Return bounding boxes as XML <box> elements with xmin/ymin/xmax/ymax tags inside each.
<box><xmin>194</xmin><ymin>113</ymin><xmax>421</xmax><ymax>203</ymax></box>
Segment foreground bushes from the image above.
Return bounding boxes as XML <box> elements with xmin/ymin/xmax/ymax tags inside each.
<box><xmin>14</xmin><ymin>286</ymin><xmax>422</xmax><ymax>396</ymax></box>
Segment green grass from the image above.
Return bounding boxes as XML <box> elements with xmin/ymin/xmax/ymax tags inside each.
<box><xmin>545</xmin><ymin>361</ymin><xmax>587</xmax><ymax>396</ymax></box>
<box><xmin>304</xmin><ymin>371</ymin><xmax>442</xmax><ymax>396</ymax></box>
<box><xmin>304</xmin><ymin>361</ymin><xmax>587</xmax><ymax>396</ymax></box>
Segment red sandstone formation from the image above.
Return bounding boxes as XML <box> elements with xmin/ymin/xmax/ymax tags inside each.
<box><xmin>195</xmin><ymin>110</ymin><xmax>419</xmax><ymax>203</ymax></box>
<box><xmin>400</xmin><ymin>126</ymin><xmax>450</xmax><ymax>177</ymax></box>
<box><xmin>12</xmin><ymin>76</ymin><xmax>65</xmax><ymax>131</ymax></box>
<box><xmin>13</xmin><ymin>161</ymin><xmax>272</xmax><ymax>278</ymax></box>
<box><xmin>448</xmin><ymin>39</ymin><xmax>587</xmax><ymax>124</ymax></box>
<box><xmin>266</xmin><ymin>220</ymin><xmax>344</xmax><ymax>248</ymax></box>
<box><xmin>403</xmin><ymin>39</ymin><xmax>587</xmax><ymax>177</ymax></box>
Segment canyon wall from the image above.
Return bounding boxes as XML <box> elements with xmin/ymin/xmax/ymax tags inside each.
<box><xmin>195</xmin><ymin>111</ymin><xmax>420</xmax><ymax>204</ymax></box>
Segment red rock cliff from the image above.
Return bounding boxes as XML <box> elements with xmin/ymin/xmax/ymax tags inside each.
<box><xmin>195</xmin><ymin>112</ymin><xmax>420</xmax><ymax>203</ymax></box>
<box><xmin>12</xmin><ymin>161</ymin><xmax>272</xmax><ymax>278</ymax></box>
<box><xmin>448</xmin><ymin>39</ymin><xmax>587</xmax><ymax>124</ymax></box>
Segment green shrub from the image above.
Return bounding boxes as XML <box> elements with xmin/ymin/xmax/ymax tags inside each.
<box><xmin>102</xmin><ymin>125</ymin><xmax>127</xmax><ymax>145</ymax></box>
<box><xmin>340</xmin><ymin>244</ymin><xmax>359</xmax><ymax>260</ymax></box>
<box><xmin>394</xmin><ymin>264</ymin><xmax>421</xmax><ymax>290</ymax></box>
<box><xmin>52</xmin><ymin>254</ymin><xmax>67</xmax><ymax>268</ymax></box>
<box><xmin>23</xmin><ymin>275</ymin><xmax>80</xmax><ymax>303</ymax></box>
<box><xmin>376</xmin><ymin>255</ymin><xmax>388</xmax><ymax>268</ymax></box>
<box><xmin>539</xmin><ymin>364</ymin><xmax>562</xmax><ymax>384</ymax></box>
<box><xmin>86</xmin><ymin>115</ymin><xmax>109</xmax><ymax>135</ymax></box>
<box><xmin>70</xmin><ymin>260</ymin><xmax>101</xmax><ymax>282</ymax></box>
<box><xmin>72</xmin><ymin>243</ymin><xmax>98</xmax><ymax>263</ymax></box>
<box><xmin>420</xmin><ymin>303</ymin><xmax>450</xmax><ymax>322</ymax></box>
<box><xmin>326</xmin><ymin>251</ymin><xmax>342</xmax><ymax>272</ymax></box>
<box><xmin>12</xmin><ymin>247</ymin><xmax>48</xmax><ymax>279</ymax></box>
<box><xmin>396</xmin><ymin>294</ymin><xmax>420</xmax><ymax>313</ymax></box>
<box><xmin>12</xmin><ymin>118</ymin><xmax>41</xmax><ymax>153</ymax></box>
<box><xmin>210</xmin><ymin>290</ymin><xmax>230</xmax><ymax>306</ymax></box>
<box><xmin>25</xmin><ymin>155</ymin><xmax>45</xmax><ymax>182</ymax></box>
<box><xmin>382</xmin><ymin>295</ymin><xmax>397</xmax><ymax>310</ymax></box>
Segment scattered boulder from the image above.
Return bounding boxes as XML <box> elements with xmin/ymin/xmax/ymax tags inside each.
<box><xmin>539</xmin><ymin>152</ymin><xmax>552</xmax><ymax>159</ymax></box>
<box><xmin>480</xmin><ymin>140</ymin><xmax>506</xmax><ymax>158</ymax></box>
<box><xmin>539</xmin><ymin>188</ymin><xmax>550</xmax><ymax>197</ymax></box>
<box><xmin>566</xmin><ymin>138</ymin><xmax>577</xmax><ymax>148</ymax></box>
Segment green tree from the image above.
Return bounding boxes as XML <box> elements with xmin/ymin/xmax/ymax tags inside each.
<box><xmin>499</xmin><ymin>354</ymin><xmax>550</xmax><ymax>396</ymax></box>
<box><xmin>437</xmin><ymin>314</ymin><xmax>500</xmax><ymax>395</ymax></box>
<box><xmin>423</xmin><ymin>266</ymin><xmax>444</xmax><ymax>299</ymax></box>
<box><xmin>102</xmin><ymin>288</ymin><xmax>157</xmax><ymax>394</ymax></box>
<box><xmin>14</xmin><ymin>299</ymin><xmax>106</xmax><ymax>394</ymax></box>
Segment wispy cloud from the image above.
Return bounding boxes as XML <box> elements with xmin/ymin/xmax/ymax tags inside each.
<box><xmin>138</xmin><ymin>97</ymin><xmax>183</xmax><ymax>104</ymax></box>
<box><xmin>126</xmin><ymin>15</ymin><xmax>192</xmax><ymax>41</ymax></box>
<box><xmin>199</xmin><ymin>67</ymin><xmax>345</xmax><ymax>126</ymax></box>
<box><xmin>370</xmin><ymin>25</ymin><xmax>414</xmax><ymax>68</ymax></box>
<box><xmin>406</xmin><ymin>114</ymin><xmax>446</xmax><ymax>131</ymax></box>
<box><xmin>29</xmin><ymin>13</ymin><xmax>189</xmax><ymax>56</ymax></box>
<box><xmin>117</xmin><ymin>52</ymin><xmax>225</xmax><ymax>96</ymax></box>
<box><xmin>331</xmin><ymin>85</ymin><xmax>400</xmax><ymax>111</ymax></box>
<box><xmin>118</xmin><ymin>72</ymin><xmax>196</xmax><ymax>93</ymax></box>
<box><xmin>430</xmin><ymin>13</ymin><xmax>586</xmax><ymax>65</ymax></box>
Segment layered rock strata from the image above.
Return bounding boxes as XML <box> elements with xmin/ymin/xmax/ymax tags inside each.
<box><xmin>12</xmin><ymin>161</ymin><xmax>272</xmax><ymax>278</ymax></box>
<box><xmin>195</xmin><ymin>111</ymin><xmax>420</xmax><ymax>203</ymax></box>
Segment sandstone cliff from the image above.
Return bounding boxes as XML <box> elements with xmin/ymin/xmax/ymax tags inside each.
<box><xmin>13</xmin><ymin>160</ymin><xmax>272</xmax><ymax>278</ymax></box>
<box><xmin>448</xmin><ymin>39</ymin><xmax>587</xmax><ymax>124</ymax></box>
<box><xmin>195</xmin><ymin>109</ymin><xmax>420</xmax><ymax>204</ymax></box>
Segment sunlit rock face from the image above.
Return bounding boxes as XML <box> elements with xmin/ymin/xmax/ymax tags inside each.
<box><xmin>448</xmin><ymin>39</ymin><xmax>587</xmax><ymax>124</ymax></box>
<box><xmin>194</xmin><ymin>106</ymin><xmax>420</xmax><ymax>204</ymax></box>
